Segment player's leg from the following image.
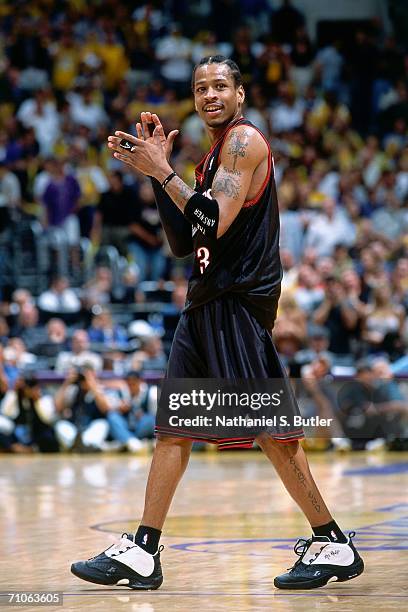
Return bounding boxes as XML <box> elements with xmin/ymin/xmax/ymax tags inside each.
<box><xmin>141</xmin><ymin>435</ymin><xmax>193</xmax><ymax>530</ymax></box>
<box><xmin>71</xmin><ymin>435</ymin><xmax>192</xmax><ymax>589</ymax></box>
<box><xmin>256</xmin><ymin>435</ymin><xmax>331</xmax><ymax>525</ymax></box>
<box><xmin>256</xmin><ymin>434</ymin><xmax>364</xmax><ymax>589</ymax></box>
<box><xmin>71</xmin><ymin>313</ymin><xmax>201</xmax><ymax>590</ymax></box>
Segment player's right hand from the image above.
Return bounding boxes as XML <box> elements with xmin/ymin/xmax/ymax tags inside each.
<box><xmin>136</xmin><ymin>112</ymin><xmax>179</xmax><ymax>162</ymax></box>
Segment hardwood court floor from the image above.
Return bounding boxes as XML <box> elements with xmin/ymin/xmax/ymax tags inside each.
<box><xmin>1</xmin><ymin>450</ymin><xmax>407</xmax><ymax>611</ymax></box>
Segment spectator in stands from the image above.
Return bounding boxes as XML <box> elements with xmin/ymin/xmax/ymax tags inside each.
<box><xmin>128</xmin><ymin>334</ymin><xmax>167</xmax><ymax>372</ymax></box>
<box><xmin>37</xmin><ymin>276</ymin><xmax>81</xmax><ymax>315</ymax></box>
<box><xmin>300</xmin><ymin>353</ymin><xmax>348</xmax><ymax>449</ymax></box>
<box><xmin>82</xmin><ymin>266</ymin><xmax>114</xmax><ymax>308</ymax></box>
<box><xmin>42</xmin><ymin>159</ymin><xmax>81</xmax><ymax>245</ymax></box>
<box><xmin>4</xmin><ymin>337</ymin><xmax>36</xmax><ymax>371</ymax></box>
<box><xmin>68</xmin><ymin>86</ymin><xmax>109</xmax><ymax>134</ymax></box>
<box><xmin>128</xmin><ymin>180</ymin><xmax>166</xmax><ymax>282</ymax></box>
<box><xmin>51</xmin><ymin>30</ymin><xmax>80</xmax><ymax>92</ymax></box>
<box><xmin>362</xmin><ymin>285</ymin><xmax>405</xmax><ymax>355</ymax></box>
<box><xmin>7</xmin><ymin>289</ymin><xmax>34</xmax><ymax>322</ymax></box>
<box><xmin>275</xmin><ymin>292</ymin><xmax>308</xmax><ymax>343</ymax></box>
<box><xmin>0</xmin><ymin>374</ymin><xmax>58</xmax><ymax>453</ymax></box>
<box><xmin>88</xmin><ymin>308</ymin><xmax>128</xmax><ymax>349</ymax></box>
<box><xmin>293</xmin><ymin>264</ymin><xmax>325</xmax><ymax>314</ymax></box>
<box><xmin>289</xmin><ymin>27</ymin><xmax>315</xmax><ymax>94</ymax></box>
<box><xmin>72</xmin><ymin>147</ymin><xmax>109</xmax><ymax>238</ymax></box>
<box><xmin>313</xmin><ymin>276</ymin><xmax>359</xmax><ymax>359</ymax></box>
<box><xmin>372</xmin><ymin>358</ymin><xmax>407</xmax><ymax>415</ymax></box>
<box><xmin>244</xmin><ymin>84</ymin><xmax>270</xmax><ymax>135</ymax></box>
<box><xmin>155</xmin><ymin>24</ymin><xmax>192</xmax><ymax>96</ymax></box>
<box><xmin>295</xmin><ymin>324</ymin><xmax>334</xmax><ymax>370</ymax></box>
<box><xmin>339</xmin><ymin>358</ymin><xmax>406</xmax><ymax>450</ymax></box>
<box><xmin>304</xmin><ymin>197</ymin><xmax>356</xmax><ymax>257</ymax></box>
<box><xmin>107</xmin><ymin>370</ymin><xmax>157</xmax><ymax>452</ymax></box>
<box><xmin>11</xmin><ymin>304</ymin><xmax>45</xmax><ymax>352</ymax></box>
<box><xmin>270</xmin><ymin>81</ymin><xmax>305</xmax><ymax>133</ymax></box>
<box><xmin>0</xmin><ymin>159</ymin><xmax>21</xmax><ymax>228</ymax></box>
<box><xmin>54</xmin><ymin>366</ymin><xmax>111</xmax><ymax>451</ymax></box>
<box><xmin>314</xmin><ymin>41</ymin><xmax>344</xmax><ymax>93</ymax></box>
<box><xmin>55</xmin><ymin>329</ymin><xmax>102</xmax><ymax>373</ymax></box>
<box><xmin>92</xmin><ymin>171</ymin><xmax>136</xmax><ymax>256</ymax></box>
<box><xmin>98</xmin><ymin>29</ymin><xmax>130</xmax><ymax>92</ymax></box>
<box><xmin>16</xmin><ymin>88</ymin><xmax>60</xmax><ymax>156</ymax></box>
<box><xmin>33</xmin><ymin>318</ymin><xmax>69</xmax><ymax>359</ymax></box>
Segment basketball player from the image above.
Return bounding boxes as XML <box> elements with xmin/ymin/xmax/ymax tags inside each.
<box><xmin>71</xmin><ymin>57</ymin><xmax>364</xmax><ymax>590</ymax></box>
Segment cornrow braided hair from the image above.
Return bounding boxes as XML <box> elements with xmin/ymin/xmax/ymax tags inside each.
<box><xmin>191</xmin><ymin>55</ymin><xmax>243</xmax><ymax>90</ymax></box>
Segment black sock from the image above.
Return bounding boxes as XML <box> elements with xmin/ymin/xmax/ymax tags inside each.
<box><xmin>313</xmin><ymin>520</ymin><xmax>347</xmax><ymax>543</ymax></box>
<box><xmin>134</xmin><ymin>525</ymin><xmax>162</xmax><ymax>554</ymax></box>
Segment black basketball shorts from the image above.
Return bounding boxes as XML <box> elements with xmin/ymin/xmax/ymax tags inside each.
<box><xmin>155</xmin><ymin>294</ymin><xmax>304</xmax><ymax>448</ymax></box>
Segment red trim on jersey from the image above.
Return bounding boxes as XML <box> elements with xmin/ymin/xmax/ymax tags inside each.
<box><xmin>242</xmin><ymin>127</ymin><xmax>273</xmax><ymax>208</ymax></box>
<box><xmin>194</xmin><ymin>116</ymin><xmax>245</xmax><ymax>183</ymax></box>
<box><xmin>155</xmin><ymin>426</ymin><xmax>304</xmax><ymax>447</ymax></box>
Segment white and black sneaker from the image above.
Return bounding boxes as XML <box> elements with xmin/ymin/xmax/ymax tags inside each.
<box><xmin>274</xmin><ymin>532</ymin><xmax>364</xmax><ymax>590</ymax></box>
<box><xmin>71</xmin><ymin>533</ymin><xmax>163</xmax><ymax>590</ymax></box>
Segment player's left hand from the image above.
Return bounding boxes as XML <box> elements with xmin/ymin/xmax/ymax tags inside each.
<box><xmin>107</xmin><ymin>127</ymin><xmax>172</xmax><ymax>179</ymax></box>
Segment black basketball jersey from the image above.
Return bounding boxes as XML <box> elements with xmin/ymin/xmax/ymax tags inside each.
<box><xmin>184</xmin><ymin>117</ymin><xmax>282</xmax><ymax>329</ymax></box>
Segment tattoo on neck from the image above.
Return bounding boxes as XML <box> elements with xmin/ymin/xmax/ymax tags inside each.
<box><xmin>227</xmin><ymin>129</ymin><xmax>250</xmax><ymax>170</ymax></box>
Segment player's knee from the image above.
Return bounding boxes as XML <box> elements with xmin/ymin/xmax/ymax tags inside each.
<box><xmin>156</xmin><ymin>435</ymin><xmax>192</xmax><ymax>449</ymax></box>
<box><xmin>256</xmin><ymin>432</ymin><xmax>299</xmax><ymax>454</ymax></box>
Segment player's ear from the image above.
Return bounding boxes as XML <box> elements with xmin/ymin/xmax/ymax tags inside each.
<box><xmin>238</xmin><ymin>85</ymin><xmax>245</xmax><ymax>105</ymax></box>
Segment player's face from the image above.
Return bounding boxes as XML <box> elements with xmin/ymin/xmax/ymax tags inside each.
<box><xmin>193</xmin><ymin>64</ymin><xmax>245</xmax><ymax>128</ymax></box>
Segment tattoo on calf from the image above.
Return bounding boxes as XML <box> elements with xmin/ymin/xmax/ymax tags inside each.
<box><xmin>308</xmin><ymin>490</ymin><xmax>321</xmax><ymax>513</ymax></box>
<box><xmin>212</xmin><ymin>168</ymin><xmax>241</xmax><ymax>200</ymax></box>
<box><xmin>227</xmin><ymin>130</ymin><xmax>250</xmax><ymax>170</ymax></box>
<box><xmin>289</xmin><ymin>456</ymin><xmax>307</xmax><ymax>488</ymax></box>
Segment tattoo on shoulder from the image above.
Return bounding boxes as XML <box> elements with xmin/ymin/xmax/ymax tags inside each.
<box><xmin>212</xmin><ymin>168</ymin><xmax>242</xmax><ymax>200</ymax></box>
<box><xmin>227</xmin><ymin>129</ymin><xmax>251</xmax><ymax>170</ymax></box>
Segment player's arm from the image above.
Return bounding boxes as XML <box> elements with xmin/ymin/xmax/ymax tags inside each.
<box><xmin>149</xmin><ymin>178</ymin><xmax>194</xmax><ymax>257</ymax></box>
<box><xmin>108</xmin><ymin>124</ymin><xmax>267</xmax><ymax>240</ymax></box>
<box><xmin>110</xmin><ymin>113</ymin><xmax>194</xmax><ymax>258</ymax></box>
<box><xmin>154</xmin><ymin>126</ymin><xmax>267</xmax><ymax>238</ymax></box>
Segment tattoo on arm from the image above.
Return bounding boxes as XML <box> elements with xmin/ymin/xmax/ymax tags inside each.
<box><xmin>165</xmin><ymin>175</ymin><xmax>195</xmax><ymax>210</ymax></box>
<box><xmin>212</xmin><ymin>168</ymin><xmax>242</xmax><ymax>200</ymax></box>
<box><xmin>227</xmin><ymin>129</ymin><xmax>250</xmax><ymax>170</ymax></box>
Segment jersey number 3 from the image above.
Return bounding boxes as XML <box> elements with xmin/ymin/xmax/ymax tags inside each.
<box><xmin>197</xmin><ymin>246</ymin><xmax>210</xmax><ymax>274</ymax></box>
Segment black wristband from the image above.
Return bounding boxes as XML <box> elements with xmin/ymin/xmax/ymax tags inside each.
<box><xmin>161</xmin><ymin>172</ymin><xmax>177</xmax><ymax>190</ymax></box>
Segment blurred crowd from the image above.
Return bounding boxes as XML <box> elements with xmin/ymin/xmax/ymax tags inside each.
<box><xmin>0</xmin><ymin>0</ymin><xmax>407</xmax><ymax>452</ymax></box>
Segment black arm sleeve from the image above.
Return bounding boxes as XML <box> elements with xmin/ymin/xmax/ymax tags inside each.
<box><xmin>150</xmin><ymin>178</ymin><xmax>194</xmax><ymax>258</ymax></box>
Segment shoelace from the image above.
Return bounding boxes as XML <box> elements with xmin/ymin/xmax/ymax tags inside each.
<box><xmin>289</xmin><ymin>538</ymin><xmax>327</xmax><ymax>570</ymax></box>
<box><xmin>89</xmin><ymin>533</ymin><xmax>135</xmax><ymax>559</ymax></box>
<box><xmin>110</xmin><ymin>533</ymin><xmax>136</xmax><ymax>557</ymax></box>
<box><xmin>90</xmin><ymin>535</ymin><xmax>165</xmax><ymax>560</ymax></box>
